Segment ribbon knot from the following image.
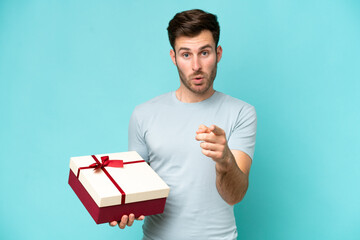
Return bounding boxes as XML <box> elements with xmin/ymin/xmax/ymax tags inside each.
<box><xmin>76</xmin><ymin>154</ymin><xmax>145</xmax><ymax>205</ymax></box>
<box><xmin>88</xmin><ymin>156</ymin><xmax>124</xmax><ymax>170</ymax></box>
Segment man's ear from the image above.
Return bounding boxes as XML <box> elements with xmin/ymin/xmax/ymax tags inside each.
<box><xmin>170</xmin><ymin>49</ymin><xmax>177</xmax><ymax>66</ymax></box>
<box><xmin>216</xmin><ymin>45</ymin><xmax>223</xmax><ymax>63</ymax></box>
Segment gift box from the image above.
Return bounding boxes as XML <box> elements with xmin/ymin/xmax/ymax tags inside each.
<box><xmin>68</xmin><ymin>151</ymin><xmax>170</xmax><ymax>224</ymax></box>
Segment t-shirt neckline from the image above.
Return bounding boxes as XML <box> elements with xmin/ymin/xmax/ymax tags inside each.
<box><xmin>171</xmin><ymin>90</ymin><xmax>219</xmax><ymax>106</ymax></box>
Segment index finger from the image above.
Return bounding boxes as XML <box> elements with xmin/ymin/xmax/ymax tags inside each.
<box><xmin>209</xmin><ymin>125</ymin><xmax>225</xmax><ymax>136</ymax></box>
<box><xmin>196</xmin><ymin>124</ymin><xmax>210</xmax><ymax>134</ymax></box>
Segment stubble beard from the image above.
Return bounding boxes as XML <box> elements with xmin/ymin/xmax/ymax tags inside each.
<box><xmin>176</xmin><ymin>61</ymin><xmax>218</xmax><ymax>95</ymax></box>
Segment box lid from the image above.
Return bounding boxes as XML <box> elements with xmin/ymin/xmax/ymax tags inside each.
<box><xmin>70</xmin><ymin>151</ymin><xmax>170</xmax><ymax>208</ymax></box>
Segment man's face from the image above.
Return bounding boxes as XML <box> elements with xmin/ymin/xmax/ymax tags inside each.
<box><xmin>170</xmin><ymin>30</ymin><xmax>222</xmax><ymax>95</ymax></box>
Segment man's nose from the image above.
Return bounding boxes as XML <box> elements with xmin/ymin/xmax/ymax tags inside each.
<box><xmin>192</xmin><ymin>56</ymin><xmax>201</xmax><ymax>71</ymax></box>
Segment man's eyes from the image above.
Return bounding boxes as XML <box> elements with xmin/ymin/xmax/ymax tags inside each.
<box><xmin>201</xmin><ymin>51</ymin><xmax>209</xmax><ymax>56</ymax></box>
<box><xmin>181</xmin><ymin>51</ymin><xmax>209</xmax><ymax>58</ymax></box>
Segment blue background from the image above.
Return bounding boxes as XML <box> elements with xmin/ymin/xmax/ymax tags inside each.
<box><xmin>1</xmin><ymin>1</ymin><xmax>359</xmax><ymax>239</ymax></box>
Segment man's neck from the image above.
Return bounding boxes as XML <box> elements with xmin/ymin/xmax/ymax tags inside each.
<box><xmin>175</xmin><ymin>86</ymin><xmax>215</xmax><ymax>103</ymax></box>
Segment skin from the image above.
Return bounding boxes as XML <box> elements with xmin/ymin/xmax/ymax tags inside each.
<box><xmin>110</xmin><ymin>30</ymin><xmax>252</xmax><ymax>229</ymax></box>
<box><xmin>195</xmin><ymin>124</ymin><xmax>251</xmax><ymax>205</ymax></box>
<box><xmin>170</xmin><ymin>30</ymin><xmax>222</xmax><ymax>103</ymax></box>
<box><xmin>171</xmin><ymin>30</ymin><xmax>251</xmax><ymax>205</ymax></box>
<box><xmin>109</xmin><ymin>214</ymin><xmax>144</xmax><ymax>229</ymax></box>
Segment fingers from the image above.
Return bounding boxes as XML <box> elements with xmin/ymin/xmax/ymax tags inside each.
<box><xmin>196</xmin><ymin>124</ymin><xmax>224</xmax><ymax>135</ymax></box>
<box><xmin>200</xmin><ymin>141</ymin><xmax>226</xmax><ymax>161</ymax></box>
<box><xmin>119</xmin><ymin>215</ymin><xmax>128</xmax><ymax>229</ymax></box>
<box><xmin>136</xmin><ymin>215</ymin><xmax>145</xmax><ymax>220</ymax></box>
<box><xmin>109</xmin><ymin>221</ymin><xmax>118</xmax><ymax>227</ymax></box>
<box><xmin>196</xmin><ymin>132</ymin><xmax>226</xmax><ymax>144</ymax></box>
<box><xmin>127</xmin><ymin>214</ymin><xmax>135</xmax><ymax>227</ymax></box>
<box><xmin>196</xmin><ymin>125</ymin><xmax>225</xmax><ymax>141</ymax></box>
<box><xmin>196</xmin><ymin>133</ymin><xmax>217</xmax><ymax>143</ymax></box>
<box><xmin>196</xmin><ymin>124</ymin><xmax>211</xmax><ymax>134</ymax></box>
<box><xmin>200</xmin><ymin>142</ymin><xmax>224</xmax><ymax>152</ymax></box>
<box><xmin>209</xmin><ymin>125</ymin><xmax>225</xmax><ymax>136</ymax></box>
<box><xmin>109</xmin><ymin>214</ymin><xmax>145</xmax><ymax>229</ymax></box>
<box><xmin>196</xmin><ymin>124</ymin><xmax>228</xmax><ymax>162</ymax></box>
<box><xmin>201</xmin><ymin>149</ymin><xmax>224</xmax><ymax>160</ymax></box>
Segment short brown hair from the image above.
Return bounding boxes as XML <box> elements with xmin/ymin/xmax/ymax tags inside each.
<box><xmin>167</xmin><ymin>9</ymin><xmax>220</xmax><ymax>50</ymax></box>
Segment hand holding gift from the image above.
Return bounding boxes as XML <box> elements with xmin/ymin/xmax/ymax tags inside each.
<box><xmin>109</xmin><ymin>214</ymin><xmax>145</xmax><ymax>229</ymax></box>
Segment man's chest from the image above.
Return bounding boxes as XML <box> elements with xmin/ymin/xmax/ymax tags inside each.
<box><xmin>142</xmin><ymin>107</ymin><xmax>236</xmax><ymax>161</ymax></box>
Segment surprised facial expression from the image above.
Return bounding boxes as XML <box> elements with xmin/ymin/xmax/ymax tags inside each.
<box><xmin>170</xmin><ymin>30</ymin><xmax>223</xmax><ymax>95</ymax></box>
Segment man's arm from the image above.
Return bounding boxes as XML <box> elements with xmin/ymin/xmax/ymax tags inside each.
<box><xmin>195</xmin><ymin>125</ymin><xmax>252</xmax><ymax>205</ymax></box>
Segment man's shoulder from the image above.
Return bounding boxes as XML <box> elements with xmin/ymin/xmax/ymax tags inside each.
<box><xmin>133</xmin><ymin>91</ymin><xmax>173</xmax><ymax>114</ymax></box>
<box><xmin>216</xmin><ymin>92</ymin><xmax>255</xmax><ymax>111</ymax></box>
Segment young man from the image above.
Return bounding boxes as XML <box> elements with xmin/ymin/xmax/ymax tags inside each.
<box><xmin>110</xmin><ymin>9</ymin><xmax>257</xmax><ymax>239</ymax></box>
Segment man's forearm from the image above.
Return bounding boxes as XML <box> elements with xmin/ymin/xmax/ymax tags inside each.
<box><xmin>215</xmin><ymin>153</ymin><xmax>249</xmax><ymax>205</ymax></box>
<box><xmin>195</xmin><ymin>124</ymin><xmax>251</xmax><ymax>205</ymax></box>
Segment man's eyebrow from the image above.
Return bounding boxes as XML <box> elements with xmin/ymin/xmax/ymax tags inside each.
<box><xmin>177</xmin><ymin>47</ymin><xmax>191</xmax><ymax>52</ymax></box>
<box><xmin>199</xmin><ymin>44</ymin><xmax>213</xmax><ymax>50</ymax></box>
<box><xmin>177</xmin><ymin>44</ymin><xmax>214</xmax><ymax>53</ymax></box>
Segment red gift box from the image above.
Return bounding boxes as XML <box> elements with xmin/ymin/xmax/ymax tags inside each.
<box><xmin>68</xmin><ymin>151</ymin><xmax>170</xmax><ymax>224</ymax></box>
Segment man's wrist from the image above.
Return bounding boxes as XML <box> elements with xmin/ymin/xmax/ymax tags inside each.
<box><xmin>215</xmin><ymin>151</ymin><xmax>236</xmax><ymax>173</ymax></box>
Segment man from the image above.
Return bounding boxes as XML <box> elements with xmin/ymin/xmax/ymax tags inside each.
<box><xmin>110</xmin><ymin>9</ymin><xmax>257</xmax><ymax>239</ymax></box>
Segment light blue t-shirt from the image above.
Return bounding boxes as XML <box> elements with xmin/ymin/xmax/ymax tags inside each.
<box><xmin>128</xmin><ymin>91</ymin><xmax>257</xmax><ymax>240</ymax></box>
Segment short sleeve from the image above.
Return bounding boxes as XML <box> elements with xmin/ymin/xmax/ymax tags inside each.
<box><xmin>128</xmin><ymin>107</ymin><xmax>149</xmax><ymax>161</ymax></box>
<box><xmin>228</xmin><ymin>105</ymin><xmax>257</xmax><ymax>160</ymax></box>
